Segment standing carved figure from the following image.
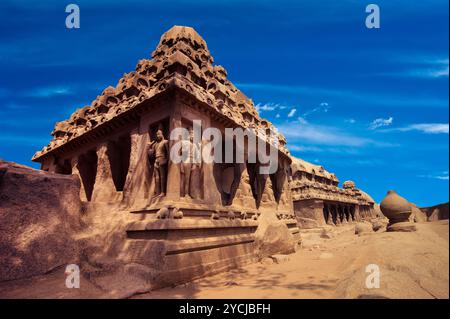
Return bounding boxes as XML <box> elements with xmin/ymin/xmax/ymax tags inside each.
<box><xmin>180</xmin><ymin>128</ymin><xmax>202</xmax><ymax>199</ymax></box>
<box><xmin>148</xmin><ymin>129</ymin><xmax>169</xmax><ymax>197</ymax></box>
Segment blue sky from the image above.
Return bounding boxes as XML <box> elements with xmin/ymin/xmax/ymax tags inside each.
<box><xmin>0</xmin><ymin>0</ymin><xmax>448</xmax><ymax>206</ymax></box>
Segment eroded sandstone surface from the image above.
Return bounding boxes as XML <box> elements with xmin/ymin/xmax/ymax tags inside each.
<box><xmin>0</xmin><ymin>220</ymin><xmax>447</xmax><ymax>299</ymax></box>
<box><xmin>0</xmin><ymin>160</ymin><xmax>83</xmax><ymax>281</ymax></box>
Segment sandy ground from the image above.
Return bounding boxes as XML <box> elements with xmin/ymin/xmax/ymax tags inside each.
<box><xmin>1</xmin><ymin>221</ymin><xmax>448</xmax><ymax>299</ymax></box>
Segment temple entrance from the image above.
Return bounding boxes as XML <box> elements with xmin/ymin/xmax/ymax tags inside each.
<box><xmin>77</xmin><ymin>149</ymin><xmax>98</xmax><ymax>201</ymax></box>
<box><xmin>107</xmin><ymin>134</ymin><xmax>131</xmax><ymax>192</ymax></box>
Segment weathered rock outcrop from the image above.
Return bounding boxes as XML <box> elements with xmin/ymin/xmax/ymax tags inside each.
<box><xmin>409</xmin><ymin>203</ymin><xmax>427</xmax><ymax>223</ymax></box>
<box><xmin>0</xmin><ymin>161</ymin><xmax>83</xmax><ymax>281</ymax></box>
<box><xmin>380</xmin><ymin>190</ymin><xmax>416</xmax><ymax>232</ymax></box>
<box><xmin>254</xmin><ymin>212</ymin><xmax>297</xmax><ymax>258</ymax></box>
<box><xmin>421</xmin><ymin>202</ymin><xmax>449</xmax><ymax>221</ymax></box>
<box><xmin>355</xmin><ymin>222</ymin><xmax>373</xmax><ymax>235</ymax></box>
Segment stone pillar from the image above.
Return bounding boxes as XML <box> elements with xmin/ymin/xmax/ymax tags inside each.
<box><xmin>341</xmin><ymin>205</ymin><xmax>348</xmax><ymax>224</ymax></box>
<box><xmin>92</xmin><ymin>143</ymin><xmax>118</xmax><ymax>202</ymax></box>
<box><xmin>346</xmin><ymin>206</ymin><xmax>353</xmax><ymax>223</ymax></box>
<box><xmin>325</xmin><ymin>204</ymin><xmax>335</xmax><ymax>225</ymax></box>
<box><xmin>121</xmin><ymin>129</ymin><xmax>152</xmax><ymax>209</ymax></box>
<box><xmin>354</xmin><ymin>205</ymin><xmax>361</xmax><ymax>221</ymax></box>
<box><xmin>165</xmin><ymin>107</ymin><xmax>182</xmax><ymax>202</ymax></box>
<box><xmin>346</xmin><ymin>206</ymin><xmax>350</xmax><ymax>222</ymax></box>
<box><xmin>261</xmin><ymin>176</ymin><xmax>277</xmax><ymax>211</ymax></box>
<box><xmin>232</xmin><ymin>167</ymin><xmax>257</xmax><ymax>210</ymax></box>
<box><xmin>323</xmin><ymin>203</ymin><xmax>328</xmax><ymax>222</ymax></box>
<box><xmin>199</xmin><ymin>118</ymin><xmax>221</xmax><ymax>207</ymax></box>
<box><xmin>71</xmin><ymin>157</ymin><xmax>87</xmax><ymax>202</ymax></box>
<box><xmin>334</xmin><ymin>205</ymin><xmax>341</xmax><ymax>226</ymax></box>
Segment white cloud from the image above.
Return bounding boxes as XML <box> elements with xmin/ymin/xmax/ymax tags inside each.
<box><xmin>297</xmin><ymin>116</ymin><xmax>308</xmax><ymax>124</ymax></box>
<box><xmin>289</xmin><ymin>145</ymin><xmax>324</xmax><ymax>152</ymax></box>
<box><xmin>279</xmin><ymin>122</ymin><xmax>395</xmax><ymax>147</ymax></box>
<box><xmin>409</xmin><ymin>66</ymin><xmax>449</xmax><ymax>78</ymax></box>
<box><xmin>418</xmin><ymin>171</ymin><xmax>449</xmax><ymax>180</ymax></box>
<box><xmin>303</xmin><ymin>103</ymin><xmax>330</xmax><ymax>118</ymax></box>
<box><xmin>418</xmin><ymin>58</ymin><xmax>449</xmax><ymax>78</ymax></box>
<box><xmin>25</xmin><ymin>86</ymin><xmax>73</xmax><ymax>98</ymax></box>
<box><xmin>430</xmin><ymin>65</ymin><xmax>449</xmax><ymax>78</ymax></box>
<box><xmin>289</xmin><ymin>144</ymin><xmax>360</xmax><ymax>155</ymax></box>
<box><xmin>255</xmin><ymin>102</ymin><xmax>290</xmax><ymax>112</ymax></box>
<box><xmin>369</xmin><ymin>117</ymin><xmax>393</xmax><ymax>130</ymax></box>
<box><xmin>275</xmin><ymin>113</ymin><xmax>280</xmax><ymax>118</ymax></box>
<box><xmin>237</xmin><ymin>82</ymin><xmax>448</xmax><ymax>108</ymax></box>
<box><xmin>345</xmin><ymin>118</ymin><xmax>356</xmax><ymax>124</ymax></box>
<box><xmin>388</xmin><ymin>123</ymin><xmax>449</xmax><ymax>134</ymax></box>
<box><xmin>382</xmin><ymin>57</ymin><xmax>449</xmax><ymax>79</ymax></box>
<box><xmin>404</xmin><ymin>123</ymin><xmax>449</xmax><ymax>134</ymax></box>
<box><xmin>287</xmin><ymin>108</ymin><xmax>297</xmax><ymax>117</ymax></box>
<box><xmin>255</xmin><ymin>103</ymin><xmax>277</xmax><ymax>112</ymax></box>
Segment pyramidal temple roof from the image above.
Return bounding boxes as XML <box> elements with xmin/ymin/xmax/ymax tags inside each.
<box><xmin>32</xmin><ymin>25</ymin><xmax>289</xmax><ymax>162</ymax></box>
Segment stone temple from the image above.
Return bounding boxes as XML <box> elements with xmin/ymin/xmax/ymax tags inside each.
<box><xmin>19</xmin><ymin>26</ymin><xmax>377</xmax><ymax>288</ymax></box>
<box><xmin>290</xmin><ymin>157</ymin><xmax>376</xmax><ymax>229</ymax></box>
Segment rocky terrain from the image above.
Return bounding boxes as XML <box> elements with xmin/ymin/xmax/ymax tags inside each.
<box><xmin>0</xmin><ymin>220</ymin><xmax>447</xmax><ymax>299</ymax></box>
<box><xmin>134</xmin><ymin>220</ymin><xmax>449</xmax><ymax>299</ymax></box>
<box><xmin>0</xmin><ymin>160</ymin><xmax>448</xmax><ymax>299</ymax></box>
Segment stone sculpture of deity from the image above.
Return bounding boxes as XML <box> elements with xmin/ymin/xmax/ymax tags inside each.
<box><xmin>180</xmin><ymin>128</ymin><xmax>202</xmax><ymax>199</ymax></box>
<box><xmin>148</xmin><ymin>128</ymin><xmax>169</xmax><ymax>197</ymax></box>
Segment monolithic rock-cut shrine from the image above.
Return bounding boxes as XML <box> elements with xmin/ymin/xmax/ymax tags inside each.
<box><xmin>290</xmin><ymin>157</ymin><xmax>377</xmax><ymax>229</ymax></box>
<box><xmin>27</xmin><ymin>26</ymin><xmax>377</xmax><ymax>287</ymax></box>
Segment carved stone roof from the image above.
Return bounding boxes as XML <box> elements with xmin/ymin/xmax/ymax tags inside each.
<box><xmin>291</xmin><ymin>156</ymin><xmax>338</xmax><ymax>182</ymax></box>
<box><xmin>290</xmin><ymin>157</ymin><xmax>375</xmax><ymax>206</ymax></box>
<box><xmin>355</xmin><ymin>189</ymin><xmax>375</xmax><ymax>205</ymax></box>
<box><xmin>32</xmin><ymin>26</ymin><xmax>289</xmax><ymax>162</ymax></box>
